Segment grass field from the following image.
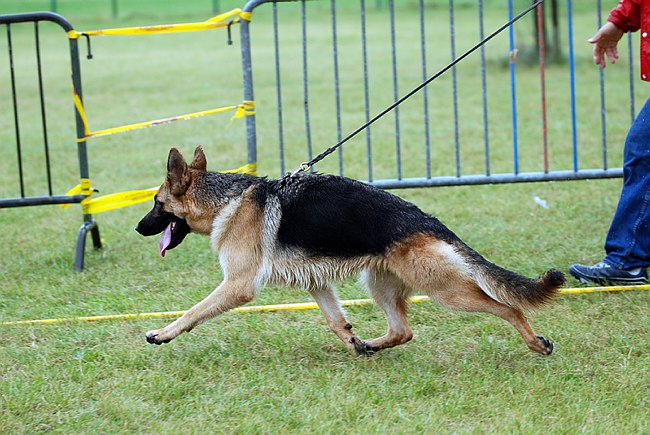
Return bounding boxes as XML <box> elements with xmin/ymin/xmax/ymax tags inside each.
<box><xmin>1</xmin><ymin>1</ymin><xmax>648</xmax><ymax>433</ymax></box>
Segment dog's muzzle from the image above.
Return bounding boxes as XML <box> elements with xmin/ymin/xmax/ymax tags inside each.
<box><xmin>136</xmin><ymin>203</ymin><xmax>191</xmax><ymax>256</ymax></box>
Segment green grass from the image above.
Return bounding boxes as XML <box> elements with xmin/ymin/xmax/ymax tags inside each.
<box><xmin>1</xmin><ymin>2</ymin><xmax>649</xmax><ymax>434</ymax></box>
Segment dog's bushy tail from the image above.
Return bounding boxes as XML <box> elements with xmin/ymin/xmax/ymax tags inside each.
<box><xmin>463</xmin><ymin>246</ymin><xmax>566</xmax><ymax>310</ymax></box>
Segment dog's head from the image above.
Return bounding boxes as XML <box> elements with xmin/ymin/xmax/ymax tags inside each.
<box><xmin>135</xmin><ymin>146</ymin><xmax>207</xmax><ymax>257</ymax></box>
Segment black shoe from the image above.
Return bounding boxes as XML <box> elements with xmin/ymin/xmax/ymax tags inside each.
<box><xmin>569</xmin><ymin>260</ymin><xmax>648</xmax><ymax>285</ymax></box>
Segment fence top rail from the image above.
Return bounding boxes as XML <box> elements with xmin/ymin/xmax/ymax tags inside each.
<box><xmin>0</xmin><ymin>11</ymin><xmax>74</xmax><ymax>31</ymax></box>
<box><xmin>243</xmin><ymin>0</ymin><xmax>292</xmax><ymax>13</ymax></box>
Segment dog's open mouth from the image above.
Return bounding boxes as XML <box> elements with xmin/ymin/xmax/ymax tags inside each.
<box><xmin>135</xmin><ymin>199</ymin><xmax>192</xmax><ymax>257</ymax></box>
<box><xmin>159</xmin><ymin>217</ymin><xmax>191</xmax><ymax>257</ymax></box>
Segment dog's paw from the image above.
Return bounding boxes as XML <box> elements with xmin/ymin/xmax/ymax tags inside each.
<box><xmin>350</xmin><ymin>337</ymin><xmax>376</xmax><ymax>356</ymax></box>
<box><xmin>534</xmin><ymin>335</ymin><xmax>554</xmax><ymax>356</ymax></box>
<box><xmin>145</xmin><ymin>330</ymin><xmax>172</xmax><ymax>345</ymax></box>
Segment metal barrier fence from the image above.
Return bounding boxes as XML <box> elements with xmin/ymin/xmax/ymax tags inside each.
<box><xmin>0</xmin><ymin>12</ymin><xmax>101</xmax><ymax>271</ymax></box>
<box><xmin>0</xmin><ymin>9</ymin><xmax>248</xmax><ymax>270</ymax></box>
<box><xmin>239</xmin><ymin>0</ymin><xmax>638</xmax><ymax>188</ymax></box>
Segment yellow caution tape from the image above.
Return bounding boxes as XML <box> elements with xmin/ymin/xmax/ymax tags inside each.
<box><xmin>1</xmin><ymin>285</ymin><xmax>648</xmax><ymax>326</ymax></box>
<box><xmin>83</xmin><ymin>186</ymin><xmax>159</xmax><ymax>214</ymax></box>
<box><xmin>68</xmin><ymin>9</ymin><xmax>246</xmax><ymax>39</ymax></box>
<box><xmin>222</xmin><ymin>162</ymin><xmax>258</xmax><ymax>176</ymax></box>
<box><xmin>80</xmin><ymin>177</ymin><xmax>92</xmax><ymax>195</ymax></box>
<box><xmin>60</xmin><ymin>162</ymin><xmax>257</xmax><ymax>214</ymax></box>
<box><xmin>230</xmin><ymin>100</ymin><xmax>256</xmax><ymax>121</ymax></box>
<box><xmin>62</xmin><ymin>183</ymin><xmax>82</xmax><ymax>198</ymax></box>
<box><xmin>59</xmin><ymin>178</ymin><xmax>93</xmax><ymax>210</ymax></box>
<box><xmin>85</xmin><ymin>103</ymin><xmax>251</xmax><ymax>139</ymax></box>
<box><xmin>559</xmin><ymin>284</ymin><xmax>650</xmax><ymax>294</ymax></box>
<box><xmin>72</xmin><ymin>87</ymin><xmax>91</xmax><ymax>138</ymax></box>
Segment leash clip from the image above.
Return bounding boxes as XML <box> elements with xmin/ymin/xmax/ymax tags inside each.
<box><xmin>291</xmin><ymin>162</ymin><xmax>310</xmax><ymax>177</ymax></box>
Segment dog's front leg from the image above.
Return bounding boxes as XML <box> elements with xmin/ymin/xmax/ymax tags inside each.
<box><xmin>145</xmin><ymin>278</ymin><xmax>256</xmax><ymax>345</ymax></box>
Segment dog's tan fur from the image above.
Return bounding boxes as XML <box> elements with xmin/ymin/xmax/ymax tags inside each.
<box><xmin>139</xmin><ymin>147</ymin><xmax>564</xmax><ymax>356</ymax></box>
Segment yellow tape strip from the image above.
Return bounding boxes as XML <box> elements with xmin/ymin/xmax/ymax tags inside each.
<box><xmin>84</xmin><ymin>187</ymin><xmax>159</xmax><ymax>215</ymax></box>
<box><xmin>2</xmin><ymin>285</ymin><xmax>648</xmax><ymax>326</ymax></box>
<box><xmin>61</xmin><ymin>162</ymin><xmax>257</xmax><ymax>214</ymax></box>
<box><xmin>59</xmin><ymin>178</ymin><xmax>92</xmax><ymax>210</ymax></box>
<box><xmin>68</xmin><ymin>9</ymin><xmax>245</xmax><ymax>39</ymax></box>
<box><xmin>80</xmin><ymin>178</ymin><xmax>92</xmax><ymax>195</ymax></box>
<box><xmin>86</xmin><ymin>104</ymin><xmax>241</xmax><ymax>139</ymax></box>
<box><xmin>72</xmin><ymin>88</ymin><xmax>91</xmax><ymax>138</ymax></box>
<box><xmin>222</xmin><ymin>162</ymin><xmax>258</xmax><ymax>176</ymax></box>
<box><xmin>230</xmin><ymin>100</ymin><xmax>256</xmax><ymax>121</ymax></box>
<box><xmin>559</xmin><ymin>284</ymin><xmax>650</xmax><ymax>294</ymax></box>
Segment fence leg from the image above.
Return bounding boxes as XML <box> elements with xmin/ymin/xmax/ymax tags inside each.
<box><xmin>74</xmin><ymin>218</ymin><xmax>101</xmax><ymax>272</ymax></box>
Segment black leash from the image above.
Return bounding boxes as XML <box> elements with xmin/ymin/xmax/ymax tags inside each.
<box><xmin>293</xmin><ymin>0</ymin><xmax>545</xmax><ymax>175</ymax></box>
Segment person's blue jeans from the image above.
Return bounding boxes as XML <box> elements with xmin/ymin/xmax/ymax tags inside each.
<box><xmin>604</xmin><ymin>98</ymin><xmax>650</xmax><ymax>269</ymax></box>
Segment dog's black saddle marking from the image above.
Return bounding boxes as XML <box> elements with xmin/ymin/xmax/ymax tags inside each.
<box><xmin>264</xmin><ymin>173</ymin><xmax>458</xmax><ymax>258</ymax></box>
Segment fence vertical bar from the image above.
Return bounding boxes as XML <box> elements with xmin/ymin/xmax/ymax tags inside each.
<box><xmin>507</xmin><ymin>0</ymin><xmax>520</xmax><ymax>174</ymax></box>
<box><xmin>388</xmin><ymin>0</ymin><xmax>402</xmax><ymax>180</ymax></box>
<box><xmin>35</xmin><ymin>22</ymin><xmax>53</xmax><ymax>195</ymax></box>
<box><xmin>536</xmin><ymin>2</ymin><xmax>549</xmax><ymax>173</ymax></box>
<box><xmin>301</xmin><ymin>0</ymin><xmax>313</xmax><ymax>170</ymax></box>
<box><xmin>567</xmin><ymin>0</ymin><xmax>579</xmax><ymax>172</ymax></box>
<box><xmin>7</xmin><ymin>24</ymin><xmax>25</xmax><ymax>198</ymax></box>
<box><xmin>272</xmin><ymin>2</ymin><xmax>285</xmax><ymax>176</ymax></box>
<box><xmin>418</xmin><ymin>0</ymin><xmax>431</xmax><ymax>179</ymax></box>
<box><xmin>69</xmin><ymin>29</ymin><xmax>101</xmax><ymax>271</ymax></box>
<box><xmin>449</xmin><ymin>0</ymin><xmax>460</xmax><ymax>177</ymax></box>
<box><xmin>330</xmin><ymin>0</ymin><xmax>343</xmax><ymax>175</ymax></box>
<box><xmin>240</xmin><ymin>12</ymin><xmax>257</xmax><ymax>171</ymax></box>
<box><xmin>360</xmin><ymin>0</ymin><xmax>373</xmax><ymax>182</ymax></box>
<box><xmin>596</xmin><ymin>0</ymin><xmax>608</xmax><ymax>170</ymax></box>
<box><xmin>478</xmin><ymin>0</ymin><xmax>490</xmax><ymax>176</ymax></box>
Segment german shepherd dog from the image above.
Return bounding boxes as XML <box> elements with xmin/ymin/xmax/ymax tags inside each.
<box><xmin>136</xmin><ymin>146</ymin><xmax>565</xmax><ymax>356</ymax></box>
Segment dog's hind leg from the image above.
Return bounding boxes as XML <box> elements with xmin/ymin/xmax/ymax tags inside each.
<box><xmin>361</xmin><ymin>268</ymin><xmax>414</xmax><ymax>352</ymax></box>
<box><xmin>388</xmin><ymin>235</ymin><xmax>554</xmax><ymax>355</ymax></box>
<box><xmin>479</xmin><ymin>300</ymin><xmax>554</xmax><ymax>356</ymax></box>
<box><xmin>425</xmin><ymin>282</ymin><xmax>554</xmax><ymax>355</ymax></box>
<box><xmin>145</xmin><ymin>278</ymin><xmax>256</xmax><ymax>345</ymax></box>
<box><xmin>308</xmin><ymin>284</ymin><xmax>370</xmax><ymax>355</ymax></box>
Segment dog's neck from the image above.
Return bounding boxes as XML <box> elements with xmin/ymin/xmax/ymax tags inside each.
<box><xmin>181</xmin><ymin>172</ymin><xmax>263</xmax><ymax>236</ymax></box>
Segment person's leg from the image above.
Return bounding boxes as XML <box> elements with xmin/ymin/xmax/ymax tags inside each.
<box><xmin>570</xmin><ymin>98</ymin><xmax>650</xmax><ymax>284</ymax></box>
<box><xmin>604</xmin><ymin>98</ymin><xmax>650</xmax><ymax>269</ymax></box>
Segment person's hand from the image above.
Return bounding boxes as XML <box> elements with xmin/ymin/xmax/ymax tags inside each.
<box><xmin>588</xmin><ymin>21</ymin><xmax>625</xmax><ymax>68</ymax></box>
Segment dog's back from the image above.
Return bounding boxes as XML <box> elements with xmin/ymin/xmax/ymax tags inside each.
<box><xmin>259</xmin><ymin>173</ymin><xmax>459</xmax><ymax>257</ymax></box>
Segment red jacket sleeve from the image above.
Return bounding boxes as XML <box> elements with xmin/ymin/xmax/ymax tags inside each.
<box><xmin>608</xmin><ymin>0</ymin><xmax>641</xmax><ymax>32</ymax></box>
<box><xmin>607</xmin><ymin>0</ymin><xmax>650</xmax><ymax>81</ymax></box>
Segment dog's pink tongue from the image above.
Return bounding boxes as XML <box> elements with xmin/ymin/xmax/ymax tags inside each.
<box><xmin>159</xmin><ymin>223</ymin><xmax>172</xmax><ymax>257</ymax></box>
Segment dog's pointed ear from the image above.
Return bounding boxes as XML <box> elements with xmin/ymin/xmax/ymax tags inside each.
<box><xmin>190</xmin><ymin>145</ymin><xmax>207</xmax><ymax>172</ymax></box>
<box><xmin>167</xmin><ymin>147</ymin><xmax>188</xmax><ymax>196</ymax></box>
